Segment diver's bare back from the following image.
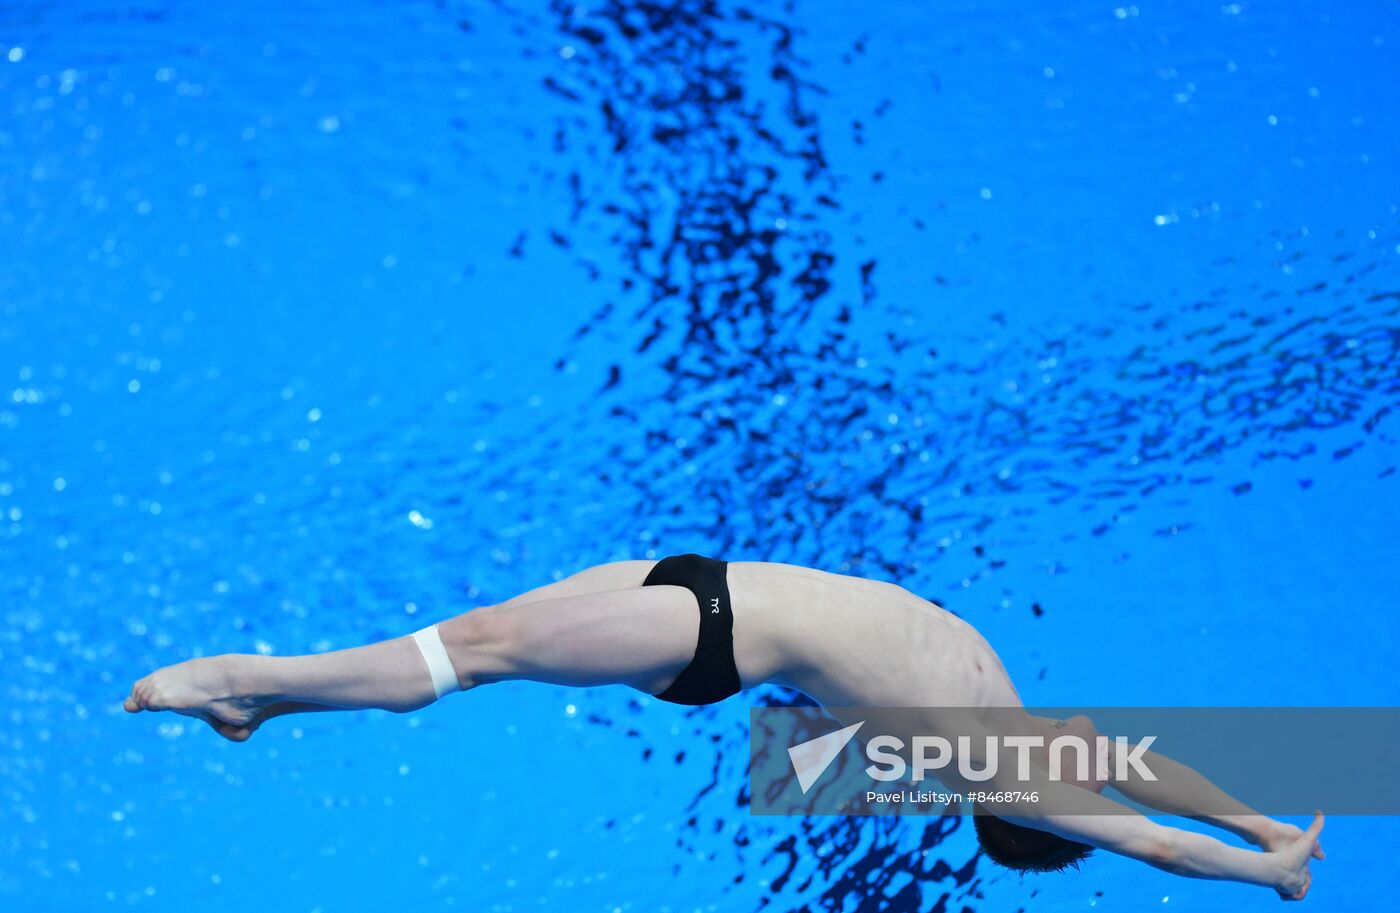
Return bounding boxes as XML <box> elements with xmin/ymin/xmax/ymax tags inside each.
<box><xmin>729</xmin><ymin>561</ymin><xmax>1022</xmax><ymax>709</ymax></box>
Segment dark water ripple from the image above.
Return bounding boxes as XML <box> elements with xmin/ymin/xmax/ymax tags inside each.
<box><xmin>432</xmin><ymin>2</ymin><xmax>1400</xmax><ymax>910</ymax></box>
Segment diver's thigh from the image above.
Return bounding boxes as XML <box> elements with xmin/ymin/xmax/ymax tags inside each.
<box><xmin>443</xmin><ymin>584</ymin><xmax>697</xmax><ymax>691</ymax></box>
<box><xmin>497</xmin><ymin>560</ymin><xmax>657</xmax><ymax>608</ymax></box>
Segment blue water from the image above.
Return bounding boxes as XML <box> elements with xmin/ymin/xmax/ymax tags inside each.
<box><xmin>2</xmin><ymin>0</ymin><xmax>1398</xmax><ymax>910</ymax></box>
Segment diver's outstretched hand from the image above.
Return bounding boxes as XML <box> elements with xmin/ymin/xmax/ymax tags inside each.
<box><xmin>1254</xmin><ymin>817</ymin><xmax>1325</xmax><ymax>861</ymax></box>
<box><xmin>1272</xmin><ymin>812</ymin><xmax>1324</xmax><ymax>901</ymax></box>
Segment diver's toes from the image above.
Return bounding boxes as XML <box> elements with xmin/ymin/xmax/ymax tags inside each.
<box><xmin>210</xmin><ymin>719</ymin><xmax>253</xmax><ymax>742</ymax></box>
<box><xmin>123</xmin><ymin>695</ymin><xmax>142</xmax><ymax>713</ymax></box>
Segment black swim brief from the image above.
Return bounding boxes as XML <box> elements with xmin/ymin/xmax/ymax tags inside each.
<box><xmin>643</xmin><ymin>553</ymin><xmax>741</xmax><ymax>706</ymax></box>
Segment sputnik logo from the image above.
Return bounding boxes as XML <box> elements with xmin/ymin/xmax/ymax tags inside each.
<box><xmin>787</xmin><ymin>721</ymin><xmax>865</xmax><ymax>794</ymax></box>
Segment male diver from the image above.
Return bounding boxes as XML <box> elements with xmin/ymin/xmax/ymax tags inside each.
<box><xmin>124</xmin><ymin>554</ymin><xmax>1324</xmax><ymax>898</ymax></box>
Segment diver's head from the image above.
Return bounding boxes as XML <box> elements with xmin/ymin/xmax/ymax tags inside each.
<box><xmin>973</xmin><ymin>811</ymin><xmax>1095</xmax><ymax>873</ymax></box>
<box><xmin>973</xmin><ymin>713</ymin><xmax>1103</xmax><ymax>873</ymax></box>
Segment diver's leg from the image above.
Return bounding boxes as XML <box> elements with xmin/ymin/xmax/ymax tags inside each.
<box><xmin>122</xmin><ymin>636</ymin><xmax>445</xmax><ymax>738</ymax></box>
<box><xmin>123</xmin><ymin>561</ymin><xmax>656</xmax><ymax>735</ymax></box>
<box><xmin>124</xmin><ymin>563</ymin><xmax>700</xmax><ymax>740</ymax></box>
<box><xmin>488</xmin><ymin>559</ymin><xmax>656</xmax><ymax>609</ymax></box>
<box><xmin>435</xmin><ymin>582</ymin><xmax>698</xmax><ymax>692</ymax></box>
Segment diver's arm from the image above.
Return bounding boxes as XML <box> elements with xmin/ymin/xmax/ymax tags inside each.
<box><xmin>1104</xmin><ymin>742</ymin><xmax>1325</xmax><ymax>857</ymax></box>
<box><xmin>986</xmin><ymin>776</ymin><xmax>1323</xmax><ymax>898</ymax></box>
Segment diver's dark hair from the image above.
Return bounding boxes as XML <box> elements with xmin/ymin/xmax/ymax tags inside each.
<box><xmin>973</xmin><ymin>811</ymin><xmax>1095</xmax><ymax>874</ymax></box>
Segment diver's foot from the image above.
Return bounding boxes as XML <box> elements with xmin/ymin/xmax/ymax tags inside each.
<box><xmin>123</xmin><ymin>655</ymin><xmax>272</xmax><ymax>741</ymax></box>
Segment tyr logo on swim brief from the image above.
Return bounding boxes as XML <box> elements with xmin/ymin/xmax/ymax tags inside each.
<box><xmin>710</xmin><ymin>597</ymin><xmax>720</xmax><ymax>614</ymax></box>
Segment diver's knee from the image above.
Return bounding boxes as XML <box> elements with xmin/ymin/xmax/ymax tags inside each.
<box><xmin>436</xmin><ymin>606</ymin><xmax>519</xmax><ymax>687</ymax></box>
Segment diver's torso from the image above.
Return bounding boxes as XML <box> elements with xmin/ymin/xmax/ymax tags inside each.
<box><xmin>727</xmin><ymin>560</ymin><xmax>1022</xmax><ymax>709</ymax></box>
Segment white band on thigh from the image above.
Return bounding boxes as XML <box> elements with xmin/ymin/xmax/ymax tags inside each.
<box><xmin>412</xmin><ymin>624</ymin><xmax>461</xmax><ymax>700</ymax></box>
